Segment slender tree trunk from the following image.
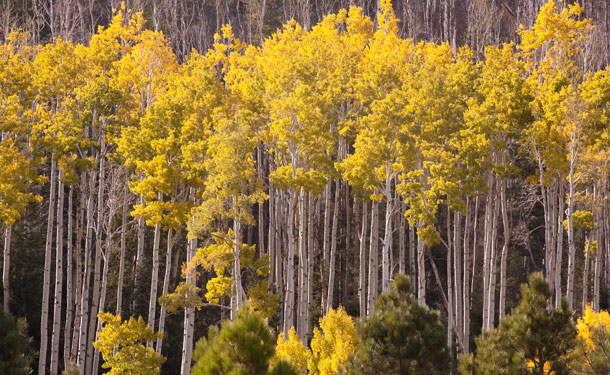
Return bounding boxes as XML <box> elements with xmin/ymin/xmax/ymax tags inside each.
<box><xmin>447</xmin><ymin>208</ymin><xmax>454</xmax><ymax>358</ymax></box>
<box><xmin>148</xmin><ymin>199</ymin><xmax>163</xmax><ymax>333</ymax></box>
<box><xmin>63</xmin><ymin>186</ymin><xmax>74</xmax><ymax>368</ymax></box>
<box><xmin>76</xmin><ymin>171</ymin><xmax>94</xmax><ymax>371</ymax></box>
<box><xmin>555</xmin><ymin>182</ymin><xmax>565</xmax><ymax>307</ymax></box>
<box><xmin>582</xmin><ymin>237</ymin><xmax>591</xmax><ymax>312</ymax></box>
<box><xmin>134</xmin><ymin>194</ymin><xmax>146</xmax><ymax>311</ymax></box>
<box><xmin>327</xmin><ymin>178</ymin><xmax>340</xmax><ymax>313</ymax></box>
<box><xmin>116</xmin><ymin>184</ymin><xmax>128</xmax><ymax>316</ymax></box>
<box><xmin>359</xmin><ymin>201</ymin><xmax>368</xmax><ymax>319</ymax></box>
<box><xmin>39</xmin><ymin>157</ymin><xmax>57</xmax><ymax>375</ymax></box>
<box><xmin>409</xmin><ymin>223</ymin><xmax>416</xmax><ymax>295</ymax></box>
<box><xmin>417</xmin><ymin>222</ymin><xmax>426</xmax><ymax>306</ymax></box>
<box><xmin>306</xmin><ymin>193</ymin><xmax>315</xmax><ymax>335</ymax></box>
<box><xmin>157</xmin><ymin>229</ymin><xmax>176</xmax><ymax>355</ymax></box>
<box><xmin>399</xmin><ymin>201</ymin><xmax>406</xmax><ymax>274</ymax></box>
<box><xmin>462</xmin><ymin>197</ymin><xmax>472</xmax><ymax>352</ymax></box>
<box><xmin>283</xmin><ymin>190</ymin><xmax>297</xmax><ymax>334</ymax></box>
<box><xmin>321</xmin><ymin>180</ymin><xmax>331</xmax><ymax>312</ymax></box>
<box><xmin>180</xmin><ymin>220</ymin><xmax>197</xmax><ymax>375</ymax></box>
<box><xmin>233</xmin><ymin>215</ymin><xmax>245</xmax><ymax>316</ymax></box>
<box><xmin>567</xmin><ymin>152</ymin><xmax>577</xmax><ymax>309</ymax></box>
<box><xmin>50</xmin><ymin>169</ymin><xmax>65</xmax><ymax>375</ymax></box>
<box><xmin>2</xmin><ymin>225</ymin><xmax>11</xmax><ymax>313</ymax></box>
<box><xmin>453</xmin><ymin>209</ymin><xmax>463</xmax><ymax>350</ymax></box>
<box><xmin>297</xmin><ymin>188</ymin><xmax>307</xmax><ymax>340</ymax></box>
<box><xmin>85</xmin><ymin>149</ymin><xmax>104</xmax><ymax>375</ymax></box>
<box><xmin>382</xmin><ymin>176</ymin><xmax>394</xmax><ymax>293</ymax></box>
<box><xmin>482</xmin><ymin>175</ymin><xmax>493</xmax><ymax>329</ymax></box>
<box><xmin>499</xmin><ymin>179</ymin><xmax>510</xmax><ymax>320</ymax></box>
<box><xmin>367</xmin><ymin>200</ymin><xmax>379</xmax><ymax>315</ymax></box>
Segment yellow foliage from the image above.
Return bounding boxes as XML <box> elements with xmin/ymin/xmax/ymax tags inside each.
<box><xmin>274</xmin><ymin>327</ymin><xmax>309</xmax><ymax>374</ymax></box>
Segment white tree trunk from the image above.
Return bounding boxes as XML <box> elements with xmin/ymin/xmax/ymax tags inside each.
<box><xmin>282</xmin><ymin>191</ymin><xmax>297</xmax><ymax>334</ymax></box>
<box><xmin>77</xmin><ymin>171</ymin><xmax>95</xmax><ymax>373</ymax></box>
<box><xmin>39</xmin><ymin>157</ymin><xmax>57</xmax><ymax>375</ymax></box>
<box><xmin>382</xmin><ymin>178</ymin><xmax>393</xmax><ymax>293</ymax></box>
<box><xmin>2</xmin><ymin>225</ymin><xmax>11</xmax><ymax>313</ymax></box>
<box><xmin>157</xmin><ymin>229</ymin><xmax>176</xmax><ymax>355</ymax></box>
<box><xmin>326</xmin><ymin>179</ymin><xmax>340</xmax><ymax>313</ymax></box>
<box><xmin>367</xmin><ymin>200</ymin><xmax>379</xmax><ymax>315</ymax></box>
<box><xmin>180</xmin><ymin>230</ymin><xmax>197</xmax><ymax>375</ymax></box>
<box><xmin>359</xmin><ymin>201</ymin><xmax>368</xmax><ymax>319</ymax></box>
<box><xmin>63</xmin><ymin>186</ymin><xmax>74</xmax><ymax>367</ymax></box>
<box><xmin>50</xmin><ymin>169</ymin><xmax>65</xmax><ymax>375</ymax></box>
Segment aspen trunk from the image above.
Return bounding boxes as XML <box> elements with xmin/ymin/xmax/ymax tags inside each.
<box><xmin>399</xmin><ymin>202</ymin><xmax>406</xmax><ymax>274</ymax></box>
<box><xmin>180</xmin><ymin>230</ymin><xmax>197</xmax><ymax>375</ymax></box>
<box><xmin>566</xmin><ymin>153</ymin><xmax>577</xmax><ymax>309</ymax></box>
<box><xmin>382</xmin><ymin>179</ymin><xmax>393</xmax><ymax>293</ymax></box>
<box><xmin>367</xmin><ymin>200</ymin><xmax>379</xmax><ymax>315</ymax></box>
<box><xmin>233</xmin><ymin>216</ymin><xmax>245</xmax><ymax>315</ymax></box>
<box><xmin>409</xmin><ymin>223</ymin><xmax>416</xmax><ymax>295</ymax></box>
<box><xmin>148</xmin><ymin>219</ymin><xmax>162</xmax><ymax>331</ymax></box>
<box><xmin>257</xmin><ymin>144</ymin><xmax>265</xmax><ymax>257</ymax></box>
<box><xmin>482</xmin><ymin>175</ymin><xmax>493</xmax><ymax>330</ymax></box>
<box><xmin>297</xmin><ymin>189</ymin><xmax>307</xmax><ymax>339</ymax></box>
<box><xmin>327</xmin><ymin>178</ymin><xmax>340</xmax><ymax>313</ymax></box>
<box><xmin>76</xmin><ymin>171</ymin><xmax>94</xmax><ymax>371</ymax></box>
<box><xmin>417</xmin><ymin>223</ymin><xmax>426</xmax><ymax>306</ymax></box>
<box><xmin>63</xmin><ymin>186</ymin><xmax>74</xmax><ymax>367</ymax></box>
<box><xmin>582</xmin><ymin>236</ymin><xmax>591</xmax><ymax>312</ymax></box>
<box><xmin>282</xmin><ymin>191</ymin><xmax>297</xmax><ymax>334</ymax></box>
<box><xmin>70</xmin><ymin>174</ymin><xmax>85</xmax><ymax>363</ymax></box>
<box><xmin>453</xmin><ymin>210</ymin><xmax>463</xmax><ymax>348</ymax></box>
<box><xmin>306</xmin><ymin>193</ymin><xmax>315</xmax><ymax>335</ymax></box>
<box><xmin>555</xmin><ymin>182</ymin><xmax>565</xmax><ymax>307</ymax></box>
<box><xmin>148</xmin><ymin>192</ymin><xmax>164</xmax><ymax>333</ymax></box>
<box><xmin>2</xmin><ymin>225</ymin><xmax>11</xmax><ymax>313</ymax></box>
<box><xmin>462</xmin><ymin>197</ymin><xmax>472</xmax><ymax>352</ymax></box>
<box><xmin>499</xmin><ymin>179</ymin><xmax>510</xmax><ymax>320</ymax></box>
<box><xmin>447</xmin><ymin>208</ymin><xmax>454</xmax><ymax>355</ymax></box>
<box><xmin>359</xmin><ymin>201</ymin><xmax>368</xmax><ymax>319</ymax></box>
<box><xmin>85</xmin><ymin>149</ymin><xmax>104</xmax><ymax>375</ymax></box>
<box><xmin>39</xmin><ymin>157</ymin><xmax>57</xmax><ymax>375</ymax></box>
<box><xmin>321</xmin><ymin>180</ymin><xmax>331</xmax><ymax>311</ymax></box>
<box><xmin>116</xmin><ymin>184</ymin><xmax>128</xmax><ymax>316</ymax></box>
<box><xmin>157</xmin><ymin>229</ymin><xmax>176</xmax><ymax>355</ymax></box>
<box><xmin>50</xmin><ymin>169</ymin><xmax>65</xmax><ymax>375</ymax></box>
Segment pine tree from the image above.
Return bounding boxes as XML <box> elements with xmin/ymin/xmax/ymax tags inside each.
<box><xmin>191</xmin><ymin>309</ymin><xmax>296</xmax><ymax>375</ymax></box>
<box><xmin>0</xmin><ymin>310</ymin><xmax>34</xmax><ymax>375</ymax></box>
<box><xmin>342</xmin><ymin>273</ymin><xmax>449</xmax><ymax>375</ymax></box>
<box><xmin>460</xmin><ymin>273</ymin><xmax>578</xmax><ymax>375</ymax></box>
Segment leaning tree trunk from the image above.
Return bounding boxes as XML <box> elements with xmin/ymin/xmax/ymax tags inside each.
<box><xmin>39</xmin><ymin>157</ymin><xmax>57</xmax><ymax>375</ymax></box>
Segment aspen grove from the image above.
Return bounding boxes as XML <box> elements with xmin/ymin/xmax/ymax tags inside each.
<box><xmin>2</xmin><ymin>0</ymin><xmax>610</xmax><ymax>374</ymax></box>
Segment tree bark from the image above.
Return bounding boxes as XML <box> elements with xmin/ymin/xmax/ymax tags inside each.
<box><xmin>367</xmin><ymin>200</ymin><xmax>379</xmax><ymax>315</ymax></box>
<box><xmin>2</xmin><ymin>225</ymin><xmax>11</xmax><ymax>313</ymax></box>
<box><xmin>50</xmin><ymin>168</ymin><xmax>65</xmax><ymax>375</ymax></box>
<box><xmin>39</xmin><ymin>157</ymin><xmax>57</xmax><ymax>375</ymax></box>
<box><xmin>359</xmin><ymin>201</ymin><xmax>368</xmax><ymax>319</ymax></box>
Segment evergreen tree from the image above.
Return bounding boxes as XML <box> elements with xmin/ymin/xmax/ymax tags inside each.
<box><xmin>342</xmin><ymin>274</ymin><xmax>449</xmax><ymax>375</ymax></box>
<box><xmin>0</xmin><ymin>309</ymin><xmax>34</xmax><ymax>375</ymax></box>
<box><xmin>460</xmin><ymin>273</ymin><xmax>578</xmax><ymax>375</ymax></box>
<box><xmin>191</xmin><ymin>309</ymin><xmax>297</xmax><ymax>375</ymax></box>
